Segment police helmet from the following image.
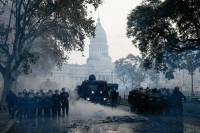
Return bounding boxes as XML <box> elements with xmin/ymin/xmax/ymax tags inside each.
<box><xmin>27</xmin><ymin>92</ymin><xmax>31</xmax><ymax>95</ymax></box>
<box><xmin>35</xmin><ymin>91</ymin><xmax>40</xmax><ymax>96</ymax></box>
<box><xmin>9</xmin><ymin>89</ymin><xmax>13</xmax><ymax>93</ymax></box>
<box><xmin>48</xmin><ymin>90</ymin><xmax>53</xmax><ymax>93</ymax></box>
<box><xmin>23</xmin><ymin>89</ymin><xmax>27</xmax><ymax>94</ymax></box>
<box><xmin>30</xmin><ymin>89</ymin><xmax>35</xmax><ymax>94</ymax></box>
<box><xmin>55</xmin><ymin>89</ymin><xmax>59</xmax><ymax>93</ymax></box>
<box><xmin>39</xmin><ymin>89</ymin><xmax>44</xmax><ymax>93</ymax></box>
<box><xmin>61</xmin><ymin>88</ymin><xmax>66</xmax><ymax>92</ymax></box>
<box><xmin>174</xmin><ymin>86</ymin><xmax>179</xmax><ymax>91</ymax></box>
<box><xmin>89</xmin><ymin>75</ymin><xmax>96</xmax><ymax>80</ymax></box>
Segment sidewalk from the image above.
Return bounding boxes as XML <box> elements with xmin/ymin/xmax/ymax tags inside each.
<box><xmin>0</xmin><ymin>110</ymin><xmax>16</xmax><ymax>133</ymax></box>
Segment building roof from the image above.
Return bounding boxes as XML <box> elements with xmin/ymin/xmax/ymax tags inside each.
<box><xmin>90</xmin><ymin>17</ymin><xmax>107</xmax><ymax>44</ymax></box>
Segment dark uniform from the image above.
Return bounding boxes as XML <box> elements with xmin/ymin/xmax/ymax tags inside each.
<box><xmin>5</xmin><ymin>90</ymin><xmax>17</xmax><ymax>118</ymax></box>
<box><xmin>60</xmin><ymin>88</ymin><xmax>69</xmax><ymax>116</ymax></box>
<box><xmin>128</xmin><ymin>90</ymin><xmax>138</xmax><ymax>112</ymax></box>
<box><xmin>52</xmin><ymin>90</ymin><xmax>61</xmax><ymax>116</ymax></box>
<box><xmin>27</xmin><ymin>93</ymin><xmax>36</xmax><ymax>118</ymax></box>
<box><xmin>148</xmin><ymin>88</ymin><xmax>158</xmax><ymax>114</ymax></box>
<box><xmin>43</xmin><ymin>92</ymin><xmax>52</xmax><ymax>117</ymax></box>
<box><xmin>137</xmin><ymin>90</ymin><xmax>148</xmax><ymax>114</ymax></box>
<box><xmin>171</xmin><ymin>86</ymin><xmax>186</xmax><ymax>115</ymax></box>
<box><xmin>22</xmin><ymin>90</ymin><xmax>29</xmax><ymax>118</ymax></box>
<box><xmin>162</xmin><ymin>89</ymin><xmax>172</xmax><ymax>114</ymax></box>
<box><xmin>35</xmin><ymin>93</ymin><xmax>42</xmax><ymax>116</ymax></box>
<box><xmin>16</xmin><ymin>92</ymin><xmax>24</xmax><ymax>119</ymax></box>
<box><xmin>110</xmin><ymin>89</ymin><xmax>119</xmax><ymax>108</ymax></box>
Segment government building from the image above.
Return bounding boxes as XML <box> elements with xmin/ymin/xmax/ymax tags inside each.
<box><xmin>50</xmin><ymin>17</ymin><xmax>119</xmax><ymax>89</ymax></box>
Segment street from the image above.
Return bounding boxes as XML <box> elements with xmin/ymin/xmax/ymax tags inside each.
<box><xmin>9</xmin><ymin>100</ymin><xmax>200</xmax><ymax>133</ymax></box>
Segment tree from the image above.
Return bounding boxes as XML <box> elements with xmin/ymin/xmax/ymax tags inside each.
<box><xmin>179</xmin><ymin>50</ymin><xmax>200</xmax><ymax>96</ymax></box>
<box><xmin>0</xmin><ymin>0</ymin><xmax>102</xmax><ymax>103</ymax></box>
<box><xmin>115</xmin><ymin>54</ymin><xmax>147</xmax><ymax>90</ymax></box>
<box><xmin>127</xmin><ymin>0</ymin><xmax>200</xmax><ymax>71</ymax></box>
<box><xmin>114</xmin><ymin>58</ymin><xmax>129</xmax><ymax>88</ymax></box>
<box><xmin>146</xmin><ymin>69</ymin><xmax>160</xmax><ymax>88</ymax></box>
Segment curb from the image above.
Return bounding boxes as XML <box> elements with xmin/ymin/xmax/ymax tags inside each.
<box><xmin>1</xmin><ymin>118</ymin><xmax>16</xmax><ymax>133</ymax></box>
<box><xmin>183</xmin><ymin>113</ymin><xmax>200</xmax><ymax>118</ymax></box>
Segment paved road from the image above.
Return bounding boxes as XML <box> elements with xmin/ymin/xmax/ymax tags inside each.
<box><xmin>9</xmin><ymin>103</ymin><xmax>200</xmax><ymax>133</ymax></box>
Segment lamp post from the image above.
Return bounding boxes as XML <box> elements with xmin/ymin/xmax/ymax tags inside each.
<box><xmin>138</xmin><ymin>73</ymin><xmax>141</xmax><ymax>87</ymax></box>
<box><xmin>111</xmin><ymin>71</ymin><xmax>113</xmax><ymax>83</ymax></box>
<box><xmin>191</xmin><ymin>74</ymin><xmax>195</xmax><ymax>96</ymax></box>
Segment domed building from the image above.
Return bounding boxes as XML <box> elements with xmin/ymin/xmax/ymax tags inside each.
<box><xmin>50</xmin><ymin>17</ymin><xmax>119</xmax><ymax>89</ymax></box>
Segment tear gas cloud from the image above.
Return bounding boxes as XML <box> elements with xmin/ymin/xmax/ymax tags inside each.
<box><xmin>68</xmin><ymin>91</ymin><xmax>132</xmax><ymax>119</ymax></box>
<box><xmin>69</xmin><ymin>100</ymin><xmax>131</xmax><ymax>119</ymax></box>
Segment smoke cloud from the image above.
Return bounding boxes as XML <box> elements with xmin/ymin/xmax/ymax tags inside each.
<box><xmin>68</xmin><ymin>91</ymin><xmax>132</xmax><ymax>120</ymax></box>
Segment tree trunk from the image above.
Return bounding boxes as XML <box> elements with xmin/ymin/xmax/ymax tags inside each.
<box><xmin>0</xmin><ymin>75</ymin><xmax>14</xmax><ymax>106</ymax></box>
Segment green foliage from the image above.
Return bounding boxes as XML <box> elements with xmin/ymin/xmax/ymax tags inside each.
<box><xmin>0</xmin><ymin>0</ymin><xmax>103</xmax><ymax>101</ymax></box>
<box><xmin>127</xmin><ymin>0</ymin><xmax>200</xmax><ymax>75</ymax></box>
<box><xmin>0</xmin><ymin>0</ymin><xmax>102</xmax><ymax>79</ymax></box>
<box><xmin>115</xmin><ymin>54</ymin><xmax>147</xmax><ymax>89</ymax></box>
<box><xmin>179</xmin><ymin>50</ymin><xmax>200</xmax><ymax>75</ymax></box>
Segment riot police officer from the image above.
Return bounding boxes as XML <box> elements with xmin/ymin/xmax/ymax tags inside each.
<box><xmin>5</xmin><ymin>89</ymin><xmax>17</xmax><ymax>118</ymax></box>
<box><xmin>22</xmin><ymin>90</ymin><xmax>29</xmax><ymax>118</ymax></box>
<box><xmin>52</xmin><ymin>90</ymin><xmax>61</xmax><ymax>116</ymax></box>
<box><xmin>16</xmin><ymin>92</ymin><xmax>24</xmax><ymax>119</ymax></box>
<box><xmin>110</xmin><ymin>89</ymin><xmax>119</xmax><ymax>108</ymax></box>
<box><xmin>43</xmin><ymin>92</ymin><xmax>52</xmax><ymax>117</ymax></box>
<box><xmin>35</xmin><ymin>92</ymin><xmax>42</xmax><ymax>116</ymax></box>
<box><xmin>60</xmin><ymin>88</ymin><xmax>69</xmax><ymax>116</ymax></box>
<box><xmin>128</xmin><ymin>89</ymin><xmax>138</xmax><ymax>112</ymax></box>
<box><xmin>27</xmin><ymin>92</ymin><xmax>36</xmax><ymax>118</ymax></box>
<box><xmin>171</xmin><ymin>86</ymin><xmax>187</xmax><ymax>115</ymax></box>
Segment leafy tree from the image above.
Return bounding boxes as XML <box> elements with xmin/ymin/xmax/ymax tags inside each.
<box><xmin>115</xmin><ymin>54</ymin><xmax>147</xmax><ymax>90</ymax></box>
<box><xmin>0</xmin><ymin>0</ymin><xmax>102</xmax><ymax>103</ymax></box>
<box><xmin>127</xmin><ymin>0</ymin><xmax>200</xmax><ymax>71</ymax></box>
<box><xmin>114</xmin><ymin>58</ymin><xmax>129</xmax><ymax>88</ymax></box>
<box><xmin>179</xmin><ymin>50</ymin><xmax>200</xmax><ymax>96</ymax></box>
<box><xmin>146</xmin><ymin>69</ymin><xmax>160</xmax><ymax>87</ymax></box>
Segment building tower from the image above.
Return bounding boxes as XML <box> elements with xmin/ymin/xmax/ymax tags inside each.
<box><xmin>87</xmin><ymin>16</ymin><xmax>112</xmax><ymax>67</ymax></box>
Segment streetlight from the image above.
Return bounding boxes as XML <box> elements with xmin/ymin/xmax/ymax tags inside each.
<box><xmin>111</xmin><ymin>71</ymin><xmax>113</xmax><ymax>83</ymax></box>
<box><xmin>138</xmin><ymin>73</ymin><xmax>141</xmax><ymax>87</ymax></box>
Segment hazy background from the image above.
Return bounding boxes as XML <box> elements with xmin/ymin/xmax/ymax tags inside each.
<box><xmin>68</xmin><ymin>0</ymin><xmax>141</xmax><ymax>64</ymax></box>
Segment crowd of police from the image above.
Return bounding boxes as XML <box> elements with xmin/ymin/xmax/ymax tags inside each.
<box><xmin>128</xmin><ymin>86</ymin><xmax>187</xmax><ymax>115</ymax></box>
<box><xmin>5</xmin><ymin>88</ymin><xmax>69</xmax><ymax>119</ymax></box>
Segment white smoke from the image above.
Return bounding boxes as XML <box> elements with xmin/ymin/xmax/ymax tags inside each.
<box><xmin>69</xmin><ymin>100</ymin><xmax>131</xmax><ymax>119</ymax></box>
<box><xmin>68</xmin><ymin>91</ymin><xmax>132</xmax><ymax>119</ymax></box>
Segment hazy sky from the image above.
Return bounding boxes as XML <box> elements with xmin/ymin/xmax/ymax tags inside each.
<box><xmin>68</xmin><ymin>0</ymin><xmax>141</xmax><ymax>64</ymax></box>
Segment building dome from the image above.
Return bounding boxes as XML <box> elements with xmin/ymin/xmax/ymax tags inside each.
<box><xmin>90</xmin><ymin>17</ymin><xmax>107</xmax><ymax>44</ymax></box>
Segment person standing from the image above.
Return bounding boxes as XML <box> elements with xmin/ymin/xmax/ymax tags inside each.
<box><xmin>43</xmin><ymin>92</ymin><xmax>52</xmax><ymax>117</ymax></box>
<box><xmin>171</xmin><ymin>86</ymin><xmax>187</xmax><ymax>115</ymax></box>
<box><xmin>110</xmin><ymin>89</ymin><xmax>119</xmax><ymax>108</ymax></box>
<box><xmin>60</xmin><ymin>88</ymin><xmax>69</xmax><ymax>117</ymax></box>
<box><xmin>52</xmin><ymin>90</ymin><xmax>61</xmax><ymax>116</ymax></box>
<box><xmin>5</xmin><ymin>89</ymin><xmax>17</xmax><ymax>118</ymax></box>
<box><xmin>16</xmin><ymin>92</ymin><xmax>24</xmax><ymax>119</ymax></box>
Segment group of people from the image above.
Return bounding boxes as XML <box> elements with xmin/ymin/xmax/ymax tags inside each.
<box><xmin>5</xmin><ymin>88</ymin><xmax>69</xmax><ymax>119</ymax></box>
<box><xmin>128</xmin><ymin>86</ymin><xmax>187</xmax><ymax>115</ymax></box>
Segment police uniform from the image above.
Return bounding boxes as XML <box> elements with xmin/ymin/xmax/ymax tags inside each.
<box><xmin>60</xmin><ymin>88</ymin><xmax>69</xmax><ymax>116</ymax></box>
<box><xmin>52</xmin><ymin>90</ymin><xmax>61</xmax><ymax>116</ymax></box>
<box><xmin>5</xmin><ymin>90</ymin><xmax>17</xmax><ymax>118</ymax></box>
